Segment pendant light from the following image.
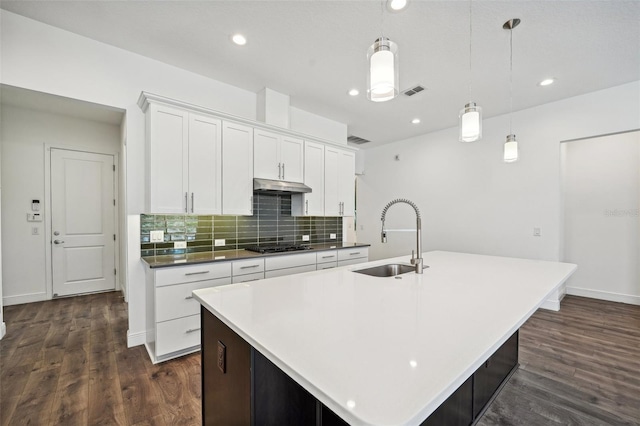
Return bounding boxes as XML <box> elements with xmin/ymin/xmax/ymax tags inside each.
<box><xmin>367</xmin><ymin>2</ymin><xmax>399</xmax><ymax>102</ymax></box>
<box><xmin>503</xmin><ymin>18</ymin><xmax>520</xmax><ymax>162</ymax></box>
<box><xmin>459</xmin><ymin>0</ymin><xmax>482</xmax><ymax>142</ymax></box>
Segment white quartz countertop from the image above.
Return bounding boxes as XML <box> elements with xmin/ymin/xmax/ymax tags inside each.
<box><xmin>193</xmin><ymin>251</ymin><xmax>577</xmax><ymax>425</ymax></box>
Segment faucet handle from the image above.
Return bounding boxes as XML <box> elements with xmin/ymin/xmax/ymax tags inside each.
<box><xmin>410</xmin><ymin>249</ymin><xmax>416</xmax><ymax>265</ymax></box>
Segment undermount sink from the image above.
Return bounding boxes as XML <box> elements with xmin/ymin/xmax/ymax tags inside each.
<box><xmin>353</xmin><ymin>263</ymin><xmax>416</xmax><ymax>277</ymax></box>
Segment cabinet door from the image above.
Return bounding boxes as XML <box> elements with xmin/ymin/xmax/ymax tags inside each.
<box><xmin>254</xmin><ymin>129</ymin><xmax>280</xmax><ymax>180</ymax></box>
<box><xmin>280</xmin><ymin>136</ymin><xmax>304</xmax><ymax>183</ymax></box>
<box><xmin>304</xmin><ymin>141</ymin><xmax>324</xmax><ymax>215</ymax></box>
<box><xmin>188</xmin><ymin>113</ymin><xmax>222</xmax><ymax>214</ymax></box>
<box><xmin>324</xmin><ymin>147</ymin><xmax>340</xmax><ymax>216</ymax></box>
<box><xmin>148</xmin><ymin>105</ymin><xmax>188</xmax><ymax>213</ymax></box>
<box><xmin>338</xmin><ymin>150</ymin><xmax>355</xmax><ymax>217</ymax></box>
<box><xmin>222</xmin><ymin>122</ymin><xmax>254</xmax><ymax>215</ymax></box>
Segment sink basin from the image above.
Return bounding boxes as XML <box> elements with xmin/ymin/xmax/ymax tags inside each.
<box><xmin>353</xmin><ymin>263</ymin><xmax>415</xmax><ymax>277</ymax></box>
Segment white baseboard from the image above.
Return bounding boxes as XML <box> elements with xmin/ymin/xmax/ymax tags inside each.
<box><xmin>566</xmin><ymin>286</ymin><xmax>640</xmax><ymax>306</ymax></box>
<box><xmin>0</xmin><ymin>322</ymin><xmax>6</xmax><ymax>340</ymax></box>
<box><xmin>127</xmin><ymin>329</ymin><xmax>146</xmax><ymax>348</ymax></box>
<box><xmin>120</xmin><ymin>280</ymin><xmax>127</xmax><ymax>302</ymax></box>
<box><xmin>540</xmin><ymin>298</ymin><xmax>561</xmax><ymax>311</ymax></box>
<box><xmin>3</xmin><ymin>292</ymin><xmax>47</xmax><ymax>306</ymax></box>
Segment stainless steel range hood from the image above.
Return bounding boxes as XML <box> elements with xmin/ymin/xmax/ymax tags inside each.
<box><xmin>253</xmin><ymin>178</ymin><xmax>312</xmax><ymax>194</ymax></box>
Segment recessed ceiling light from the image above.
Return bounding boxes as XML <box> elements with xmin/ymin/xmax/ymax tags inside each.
<box><xmin>411</xmin><ymin>118</ymin><xmax>421</xmax><ymax>124</ymax></box>
<box><xmin>348</xmin><ymin>89</ymin><xmax>360</xmax><ymax>96</ymax></box>
<box><xmin>539</xmin><ymin>78</ymin><xmax>555</xmax><ymax>86</ymax></box>
<box><xmin>231</xmin><ymin>34</ymin><xmax>247</xmax><ymax>46</ymax></box>
<box><xmin>387</xmin><ymin>0</ymin><xmax>408</xmax><ymax>11</ymax></box>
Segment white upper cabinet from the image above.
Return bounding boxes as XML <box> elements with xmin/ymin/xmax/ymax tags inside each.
<box><xmin>145</xmin><ymin>103</ymin><xmax>221</xmax><ymax>214</ymax></box>
<box><xmin>254</xmin><ymin>129</ymin><xmax>304</xmax><ymax>183</ymax></box>
<box><xmin>292</xmin><ymin>141</ymin><xmax>324</xmax><ymax>216</ymax></box>
<box><xmin>325</xmin><ymin>147</ymin><xmax>355</xmax><ymax>217</ymax></box>
<box><xmin>222</xmin><ymin>121</ymin><xmax>254</xmax><ymax>215</ymax></box>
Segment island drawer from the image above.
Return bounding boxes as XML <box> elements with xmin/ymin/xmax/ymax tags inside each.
<box><xmin>337</xmin><ymin>247</ymin><xmax>368</xmax><ymax>261</ymax></box>
<box><xmin>156</xmin><ymin>314</ymin><xmax>201</xmax><ymax>357</ymax></box>
<box><xmin>232</xmin><ymin>258</ymin><xmax>265</xmax><ymax>275</ymax></box>
<box><xmin>155</xmin><ymin>262</ymin><xmax>231</xmax><ymax>287</ymax></box>
<box><xmin>156</xmin><ymin>277</ymin><xmax>231</xmax><ymax>322</ymax></box>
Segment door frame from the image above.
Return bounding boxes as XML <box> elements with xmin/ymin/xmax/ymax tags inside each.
<box><xmin>44</xmin><ymin>144</ymin><xmax>120</xmax><ymax>300</ymax></box>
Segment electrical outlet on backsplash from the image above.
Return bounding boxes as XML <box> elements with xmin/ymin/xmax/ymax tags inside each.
<box><xmin>140</xmin><ymin>193</ymin><xmax>343</xmax><ymax>257</ymax></box>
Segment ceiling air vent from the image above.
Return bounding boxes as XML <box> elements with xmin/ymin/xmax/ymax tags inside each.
<box><xmin>347</xmin><ymin>135</ymin><xmax>371</xmax><ymax>145</ymax></box>
<box><xmin>403</xmin><ymin>85</ymin><xmax>425</xmax><ymax>96</ymax></box>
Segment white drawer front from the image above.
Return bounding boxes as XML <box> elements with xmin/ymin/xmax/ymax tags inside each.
<box><xmin>156</xmin><ymin>314</ymin><xmax>201</xmax><ymax>357</ymax></box>
<box><xmin>337</xmin><ymin>247</ymin><xmax>369</xmax><ymax>262</ymax></box>
<box><xmin>265</xmin><ymin>264</ymin><xmax>316</xmax><ymax>279</ymax></box>
<box><xmin>232</xmin><ymin>258</ymin><xmax>265</xmax><ymax>276</ymax></box>
<box><xmin>232</xmin><ymin>272</ymin><xmax>265</xmax><ymax>284</ymax></box>
<box><xmin>155</xmin><ymin>262</ymin><xmax>231</xmax><ymax>287</ymax></box>
<box><xmin>265</xmin><ymin>252</ymin><xmax>316</xmax><ymax>271</ymax></box>
<box><xmin>316</xmin><ymin>250</ymin><xmax>338</xmax><ymax>264</ymax></box>
<box><xmin>338</xmin><ymin>257</ymin><xmax>369</xmax><ymax>267</ymax></box>
<box><xmin>317</xmin><ymin>262</ymin><xmax>337</xmax><ymax>270</ymax></box>
<box><xmin>156</xmin><ymin>277</ymin><xmax>231</xmax><ymax>322</ymax></box>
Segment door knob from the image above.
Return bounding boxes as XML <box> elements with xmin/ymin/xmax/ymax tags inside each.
<box><xmin>54</xmin><ymin>239</ymin><xmax>65</xmax><ymax>244</ymax></box>
<box><xmin>53</xmin><ymin>231</ymin><xmax>60</xmax><ymax>236</ymax></box>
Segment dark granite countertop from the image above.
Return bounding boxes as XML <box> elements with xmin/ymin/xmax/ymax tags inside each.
<box><xmin>141</xmin><ymin>242</ymin><xmax>371</xmax><ymax>268</ymax></box>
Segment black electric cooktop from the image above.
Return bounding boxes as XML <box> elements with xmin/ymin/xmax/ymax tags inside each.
<box><xmin>245</xmin><ymin>244</ymin><xmax>312</xmax><ymax>254</ymax></box>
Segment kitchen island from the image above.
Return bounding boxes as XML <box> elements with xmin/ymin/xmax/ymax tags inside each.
<box><xmin>193</xmin><ymin>251</ymin><xmax>576</xmax><ymax>425</ymax></box>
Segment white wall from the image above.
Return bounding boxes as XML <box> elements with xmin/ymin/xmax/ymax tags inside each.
<box><xmin>562</xmin><ymin>131</ymin><xmax>639</xmax><ymax>304</ymax></box>
<box><xmin>0</xmin><ymin>10</ymin><xmax>348</xmax><ymax>346</ymax></box>
<box><xmin>0</xmin><ymin>105</ymin><xmax>121</xmax><ymax>305</ymax></box>
<box><xmin>357</xmin><ymin>82</ymin><xmax>640</xmax><ymax>267</ymax></box>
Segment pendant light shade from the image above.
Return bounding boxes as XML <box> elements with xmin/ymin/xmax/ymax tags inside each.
<box><xmin>503</xmin><ymin>134</ymin><xmax>518</xmax><ymax>162</ymax></box>
<box><xmin>367</xmin><ymin>37</ymin><xmax>399</xmax><ymax>102</ymax></box>
<box><xmin>459</xmin><ymin>102</ymin><xmax>482</xmax><ymax>142</ymax></box>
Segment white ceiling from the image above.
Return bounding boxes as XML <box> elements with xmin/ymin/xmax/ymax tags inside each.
<box><xmin>1</xmin><ymin>1</ymin><xmax>638</xmax><ymax>148</ymax></box>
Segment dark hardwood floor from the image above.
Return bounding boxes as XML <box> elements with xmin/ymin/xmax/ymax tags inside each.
<box><xmin>1</xmin><ymin>293</ymin><xmax>638</xmax><ymax>425</ymax></box>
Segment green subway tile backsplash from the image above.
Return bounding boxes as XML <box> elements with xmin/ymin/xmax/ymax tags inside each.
<box><xmin>141</xmin><ymin>193</ymin><xmax>343</xmax><ymax>256</ymax></box>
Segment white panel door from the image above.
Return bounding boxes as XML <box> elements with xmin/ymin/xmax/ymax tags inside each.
<box><xmin>51</xmin><ymin>149</ymin><xmax>115</xmax><ymax>297</ymax></box>
<box><xmin>148</xmin><ymin>105</ymin><xmax>188</xmax><ymax>213</ymax></box>
<box><xmin>280</xmin><ymin>136</ymin><xmax>304</xmax><ymax>183</ymax></box>
<box><xmin>338</xmin><ymin>150</ymin><xmax>356</xmax><ymax>216</ymax></box>
<box><xmin>304</xmin><ymin>141</ymin><xmax>325</xmax><ymax>215</ymax></box>
<box><xmin>188</xmin><ymin>113</ymin><xmax>222</xmax><ymax>214</ymax></box>
<box><xmin>324</xmin><ymin>147</ymin><xmax>340</xmax><ymax>216</ymax></box>
<box><xmin>254</xmin><ymin>129</ymin><xmax>280</xmax><ymax>180</ymax></box>
<box><xmin>222</xmin><ymin>121</ymin><xmax>254</xmax><ymax>215</ymax></box>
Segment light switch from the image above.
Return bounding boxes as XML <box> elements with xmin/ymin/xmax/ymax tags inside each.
<box><xmin>330</xmin><ymin>233</ymin><xmax>337</xmax><ymax>240</ymax></box>
<box><xmin>150</xmin><ymin>230</ymin><xmax>164</xmax><ymax>242</ymax></box>
<box><xmin>302</xmin><ymin>235</ymin><xmax>310</xmax><ymax>241</ymax></box>
<box><xmin>533</xmin><ymin>227</ymin><xmax>541</xmax><ymax>237</ymax></box>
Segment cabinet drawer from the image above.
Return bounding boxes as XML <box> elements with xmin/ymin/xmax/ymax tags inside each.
<box><xmin>155</xmin><ymin>262</ymin><xmax>231</xmax><ymax>287</ymax></box>
<box><xmin>265</xmin><ymin>264</ymin><xmax>316</xmax><ymax>279</ymax></box>
<box><xmin>317</xmin><ymin>262</ymin><xmax>337</xmax><ymax>270</ymax></box>
<box><xmin>232</xmin><ymin>258</ymin><xmax>265</xmax><ymax>276</ymax></box>
<box><xmin>265</xmin><ymin>252</ymin><xmax>316</xmax><ymax>271</ymax></box>
<box><xmin>156</xmin><ymin>314</ymin><xmax>201</xmax><ymax>357</ymax></box>
<box><xmin>316</xmin><ymin>250</ymin><xmax>338</xmax><ymax>263</ymax></box>
<box><xmin>156</xmin><ymin>277</ymin><xmax>231</xmax><ymax>322</ymax></box>
<box><xmin>338</xmin><ymin>258</ymin><xmax>368</xmax><ymax>267</ymax></box>
<box><xmin>232</xmin><ymin>272</ymin><xmax>265</xmax><ymax>284</ymax></box>
<box><xmin>337</xmin><ymin>247</ymin><xmax>368</xmax><ymax>261</ymax></box>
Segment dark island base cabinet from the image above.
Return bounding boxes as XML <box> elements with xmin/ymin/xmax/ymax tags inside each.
<box><xmin>201</xmin><ymin>307</ymin><xmax>518</xmax><ymax>426</ymax></box>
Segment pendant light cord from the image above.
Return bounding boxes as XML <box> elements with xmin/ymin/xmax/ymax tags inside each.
<box><xmin>468</xmin><ymin>0</ymin><xmax>473</xmax><ymax>101</ymax></box>
<box><xmin>509</xmin><ymin>25</ymin><xmax>513</xmax><ymax>135</ymax></box>
<box><xmin>380</xmin><ymin>0</ymin><xmax>385</xmax><ymax>39</ymax></box>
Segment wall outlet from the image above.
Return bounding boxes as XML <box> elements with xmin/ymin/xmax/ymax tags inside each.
<box><xmin>150</xmin><ymin>230</ymin><xmax>164</xmax><ymax>242</ymax></box>
<box><xmin>533</xmin><ymin>227</ymin><xmax>541</xmax><ymax>237</ymax></box>
<box><xmin>215</xmin><ymin>239</ymin><xmax>226</xmax><ymax>247</ymax></box>
<box><xmin>330</xmin><ymin>233</ymin><xmax>337</xmax><ymax>240</ymax></box>
<box><xmin>174</xmin><ymin>241</ymin><xmax>187</xmax><ymax>249</ymax></box>
<box><xmin>302</xmin><ymin>235</ymin><xmax>310</xmax><ymax>241</ymax></box>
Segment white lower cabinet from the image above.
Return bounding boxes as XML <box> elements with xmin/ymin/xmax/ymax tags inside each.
<box><xmin>337</xmin><ymin>247</ymin><xmax>369</xmax><ymax>267</ymax></box>
<box><xmin>145</xmin><ymin>246</ymin><xmax>368</xmax><ymax>363</ymax></box>
<box><xmin>146</xmin><ymin>263</ymin><xmax>232</xmax><ymax>363</ymax></box>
